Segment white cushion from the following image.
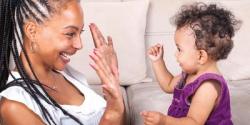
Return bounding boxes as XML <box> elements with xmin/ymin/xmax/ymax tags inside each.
<box><xmin>69</xmin><ymin>0</ymin><xmax>151</xmax><ymax>85</ymax></box>
<box><xmin>216</xmin><ymin>1</ymin><xmax>250</xmax><ymax>80</ymax></box>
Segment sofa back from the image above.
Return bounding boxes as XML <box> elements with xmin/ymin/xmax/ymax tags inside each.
<box><xmin>70</xmin><ymin>0</ymin><xmax>250</xmax><ymax>85</ymax></box>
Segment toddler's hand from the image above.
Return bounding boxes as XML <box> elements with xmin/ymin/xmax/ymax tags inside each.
<box><xmin>147</xmin><ymin>43</ymin><xmax>164</xmax><ymax>62</ymax></box>
<box><xmin>141</xmin><ymin>111</ymin><xmax>166</xmax><ymax>125</ymax></box>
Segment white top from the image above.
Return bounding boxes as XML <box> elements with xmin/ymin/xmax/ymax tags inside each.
<box><xmin>0</xmin><ymin>66</ymin><xmax>106</xmax><ymax>125</ymax></box>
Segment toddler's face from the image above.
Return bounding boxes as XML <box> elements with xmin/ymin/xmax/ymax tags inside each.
<box><xmin>174</xmin><ymin>26</ymin><xmax>200</xmax><ymax>74</ymax></box>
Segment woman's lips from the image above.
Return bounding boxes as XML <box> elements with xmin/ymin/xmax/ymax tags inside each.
<box><xmin>60</xmin><ymin>52</ymin><xmax>71</xmax><ymax>64</ymax></box>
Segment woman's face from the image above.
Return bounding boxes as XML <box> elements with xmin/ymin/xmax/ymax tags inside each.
<box><xmin>31</xmin><ymin>1</ymin><xmax>84</xmax><ymax>71</ymax></box>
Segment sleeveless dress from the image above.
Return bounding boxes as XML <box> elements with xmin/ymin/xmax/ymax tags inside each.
<box><xmin>0</xmin><ymin>68</ymin><xmax>106</xmax><ymax>125</ymax></box>
<box><xmin>167</xmin><ymin>73</ymin><xmax>233</xmax><ymax>125</ymax></box>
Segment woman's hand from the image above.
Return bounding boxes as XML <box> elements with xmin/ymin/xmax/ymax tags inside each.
<box><xmin>141</xmin><ymin>111</ymin><xmax>166</xmax><ymax>125</ymax></box>
<box><xmin>89</xmin><ymin>23</ymin><xmax>124</xmax><ymax>125</ymax></box>
<box><xmin>148</xmin><ymin>43</ymin><xmax>164</xmax><ymax>62</ymax></box>
<box><xmin>89</xmin><ymin>23</ymin><xmax>119</xmax><ymax>79</ymax></box>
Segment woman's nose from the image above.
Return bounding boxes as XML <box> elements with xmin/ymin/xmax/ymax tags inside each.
<box><xmin>73</xmin><ymin>36</ymin><xmax>83</xmax><ymax>50</ymax></box>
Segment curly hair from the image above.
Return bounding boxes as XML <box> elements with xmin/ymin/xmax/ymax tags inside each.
<box><xmin>173</xmin><ymin>2</ymin><xmax>241</xmax><ymax>60</ymax></box>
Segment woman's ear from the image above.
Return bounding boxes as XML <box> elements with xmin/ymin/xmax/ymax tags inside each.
<box><xmin>24</xmin><ymin>21</ymin><xmax>37</xmax><ymax>41</ymax></box>
<box><xmin>198</xmin><ymin>50</ymin><xmax>208</xmax><ymax>65</ymax></box>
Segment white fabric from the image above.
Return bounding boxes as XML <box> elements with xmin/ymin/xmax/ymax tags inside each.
<box><xmin>69</xmin><ymin>0</ymin><xmax>152</xmax><ymax>85</ymax></box>
<box><xmin>0</xmin><ymin>68</ymin><xmax>106</xmax><ymax>125</ymax></box>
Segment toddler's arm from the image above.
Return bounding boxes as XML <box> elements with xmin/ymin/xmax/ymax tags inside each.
<box><xmin>148</xmin><ymin>43</ymin><xmax>181</xmax><ymax>93</ymax></box>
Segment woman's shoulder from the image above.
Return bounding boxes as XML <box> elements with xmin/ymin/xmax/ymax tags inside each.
<box><xmin>1</xmin><ymin>71</ymin><xmax>34</xmax><ymax>106</ymax></box>
<box><xmin>0</xmin><ymin>85</ymin><xmax>30</xmax><ymax>105</ymax></box>
<box><xmin>0</xmin><ymin>97</ymin><xmax>45</xmax><ymax>125</ymax></box>
<box><xmin>0</xmin><ymin>73</ymin><xmax>60</xmax><ymax>124</ymax></box>
<box><xmin>0</xmin><ymin>85</ymin><xmax>51</xmax><ymax>117</ymax></box>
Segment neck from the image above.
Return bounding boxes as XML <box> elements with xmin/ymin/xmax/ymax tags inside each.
<box><xmin>19</xmin><ymin>51</ymin><xmax>56</xmax><ymax>85</ymax></box>
<box><xmin>196</xmin><ymin>60</ymin><xmax>220</xmax><ymax>76</ymax></box>
<box><xmin>186</xmin><ymin>61</ymin><xmax>219</xmax><ymax>83</ymax></box>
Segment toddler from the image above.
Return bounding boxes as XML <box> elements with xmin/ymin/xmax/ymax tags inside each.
<box><xmin>141</xmin><ymin>2</ymin><xmax>241</xmax><ymax>125</ymax></box>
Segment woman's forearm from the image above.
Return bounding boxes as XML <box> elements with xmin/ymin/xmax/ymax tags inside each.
<box><xmin>99</xmin><ymin>107</ymin><xmax>125</xmax><ymax>125</ymax></box>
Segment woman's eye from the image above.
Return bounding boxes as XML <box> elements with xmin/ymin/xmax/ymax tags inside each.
<box><xmin>65</xmin><ymin>32</ymin><xmax>76</xmax><ymax>38</ymax></box>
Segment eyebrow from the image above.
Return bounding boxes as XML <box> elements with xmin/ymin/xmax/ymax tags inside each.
<box><xmin>63</xmin><ymin>25</ymin><xmax>81</xmax><ymax>31</ymax></box>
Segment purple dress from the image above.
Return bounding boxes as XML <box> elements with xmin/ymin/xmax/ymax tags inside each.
<box><xmin>167</xmin><ymin>73</ymin><xmax>233</xmax><ymax>125</ymax></box>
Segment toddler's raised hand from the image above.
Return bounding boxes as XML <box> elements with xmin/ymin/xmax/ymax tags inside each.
<box><xmin>141</xmin><ymin>111</ymin><xmax>166</xmax><ymax>125</ymax></box>
<box><xmin>147</xmin><ymin>43</ymin><xmax>164</xmax><ymax>62</ymax></box>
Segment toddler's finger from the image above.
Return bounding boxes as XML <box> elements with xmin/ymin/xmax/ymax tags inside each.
<box><xmin>156</xmin><ymin>43</ymin><xmax>162</xmax><ymax>48</ymax></box>
<box><xmin>153</xmin><ymin>47</ymin><xmax>159</xmax><ymax>56</ymax></box>
<box><xmin>147</xmin><ymin>48</ymin><xmax>153</xmax><ymax>55</ymax></box>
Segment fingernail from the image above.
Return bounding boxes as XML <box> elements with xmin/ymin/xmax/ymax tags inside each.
<box><xmin>89</xmin><ymin>52</ymin><xmax>95</xmax><ymax>58</ymax></box>
<box><xmin>89</xmin><ymin>63</ymin><xmax>94</xmax><ymax>68</ymax></box>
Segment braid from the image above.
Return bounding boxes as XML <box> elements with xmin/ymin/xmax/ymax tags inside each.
<box><xmin>0</xmin><ymin>0</ymin><xmax>83</xmax><ymax>124</ymax></box>
<box><xmin>0</xmin><ymin>0</ymin><xmax>12</xmax><ymax>89</ymax></box>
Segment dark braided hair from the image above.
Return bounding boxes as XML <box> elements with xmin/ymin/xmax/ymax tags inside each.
<box><xmin>0</xmin><ymin>0</ymin><xmax>83</xmax><ymax>124</ymax></box>
<box><xmin>172</xmin><ymin>2</ymin><xmax>241</xmax><ymax>60</ymax></box>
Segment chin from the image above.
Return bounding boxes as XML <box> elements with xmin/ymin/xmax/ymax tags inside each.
<box><xmin>54</xmin><ymin>64</ymin><xmax>67</xmax><ymax>71</ymax></box>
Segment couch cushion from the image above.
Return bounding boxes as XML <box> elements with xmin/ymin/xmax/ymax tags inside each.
<box><xmin>127</xmin><ymin>82</ymin><xmax>172</xmax><ymax>125</ymax></box>
<box><xmin>216</xmin><ymin>1</ymin><xmax>250</xmax><ymax>81</ymax></box>
<box><xmin>228</xmin><ymin>80</ymin><xmax>250</xmax><ymax>125</ymax></box>
<box><xmin>127</xmin><ymin>80</ymin><xmax>250</xmax><ymax>125</ymax></box>
<box><xmin>70</xmin><ymin>0</ymin><xmax>151</xmax><ymax>85</ymax></box>
<box><xmin>89</xmin><ymin>85</ymin><xmax>130</xmax><ymax>125</ymax></box>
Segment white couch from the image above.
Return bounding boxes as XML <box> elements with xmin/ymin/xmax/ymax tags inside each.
<box><xmin>70</xmin><ymin>0</ymin><xmax>250</xmax><ymax>125</ymax></box>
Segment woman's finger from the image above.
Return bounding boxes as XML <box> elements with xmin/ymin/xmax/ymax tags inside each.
<box><xmin>94</xmin><ymin>50</ymin><xmax>112</xmax><ymax>76</ymax></box>
<box><xmin>89</xmin><ymin>23</ymin><xmax>105</xmax><ymax>48</ymax></box>
<box><xmin>93</xmin><ymin>23</ymin><xmax>106</xmax><ymax>45</ymax></box>
<box><xmin>90</xmin><ymin>50</ymin><xmax>111</xmax><ymax>78</ymax></box>
<box><xmin>89</xmin><ymin>62</ymin><xmax>109</xmax><ymax>83</ymax></box>
<box><xmin>107</xmin><ymin>36</ymin><xmax>114</xmax><ymax>48</ymax></box>
<box><xmin>89</xmin><ymin>52</ymin><xmax>111</xmax><ymax>82</ymax></box>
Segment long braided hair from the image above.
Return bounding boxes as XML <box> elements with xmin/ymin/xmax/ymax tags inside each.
<box><xmin>0</xmin><ymin>0</ymin><xmax>83</xmax><ymax>124</ymax></box>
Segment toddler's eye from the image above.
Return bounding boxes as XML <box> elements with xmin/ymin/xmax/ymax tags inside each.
<box><xmin>177</xmin><ymin>48</ymin><xmax>181</xmax><ymax>52</ymax></box>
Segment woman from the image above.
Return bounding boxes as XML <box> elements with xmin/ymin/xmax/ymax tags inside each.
<box><xmin>0</xmin><ymin>0</ymin><xmax>124</xmax><ymax>125</ymax></box>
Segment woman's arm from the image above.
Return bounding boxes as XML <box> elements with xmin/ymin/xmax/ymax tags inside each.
<box><xmin>0</xmin><ymin>98</ymin><xmax>45</xmax><ymax>125</ymax></box>
<box><xmin>89</xmin><ymin>23</ymin><xmax>125</xmax><ymax>125</ymax></box>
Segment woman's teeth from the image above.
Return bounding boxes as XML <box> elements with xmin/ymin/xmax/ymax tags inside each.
<box><xmin>60</xmin><ymin>52</ymin><xmax>71</xmax><ymax>60</ymax></box>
